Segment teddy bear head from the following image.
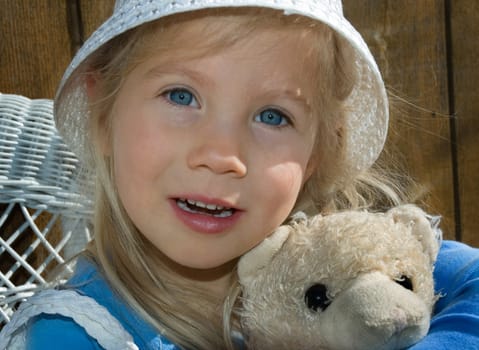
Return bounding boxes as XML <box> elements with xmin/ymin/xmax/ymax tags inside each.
<box><xmin>238</xmin><ymin>204</ymin><xmax>441</xmax><ymax>350</ymax></box>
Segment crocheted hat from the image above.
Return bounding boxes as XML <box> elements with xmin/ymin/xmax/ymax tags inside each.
<box><xmin>54</xmin><ymin>0</ymin><xmax>388</xmax><ymax>174</ymax></box>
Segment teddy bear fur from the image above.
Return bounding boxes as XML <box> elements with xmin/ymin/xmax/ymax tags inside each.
<box><xmin>238</xmin><ymin>204</ymin><xmax>441</xmax><ymax>350</ymax></box>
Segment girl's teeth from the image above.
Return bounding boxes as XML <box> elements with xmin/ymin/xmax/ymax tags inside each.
<box><xmin>184</xmin><ymin>199</ymin><xmax>226</xmax><ymax>211</ymax></box>
<box><xmin>215</xmin><ymin>209</ymin><xmax>233</xmax><ymax>218</ymax></box>
<box><xmin>176</xmin><ymin>199</ymin><xmax>233</xmax><ymax>217</ymax></box>
<box><xmin>207</xmin><ymin>203</ymin><xmax>224</xmax><ymax>210</ymax></box>
<box><xmin>187</xmin><ymin>199</ymin><xmax>204</xmax><ymax>208</ymax></box>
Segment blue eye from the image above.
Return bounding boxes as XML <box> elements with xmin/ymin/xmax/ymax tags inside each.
<box><xmin>165</xmin><ymin>88</ymin><xmax>198</xmax><ymax>107</ymax></box>
<box><xmin>255</xmin><ymin>108</ymin><xmax>290</xmax><ymax>126</ymax></box>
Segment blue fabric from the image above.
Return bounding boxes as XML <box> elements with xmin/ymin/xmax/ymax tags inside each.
<box><xmin>26</xmin><ymin>240</ymin><xmax>479</xmax><ymax>349</ymax></box>
<box><xmin>27</xmin><ymin>314</ymin><xmax>103</xmax><ymax>349</ymax></box>
<box><xmin>26</xmin><ymin>258</ymin><xmax>179</xmax><ymax>350</ymax></box>
<box><xmin>409</xmin><ymin>240</ymin><xmax>479</xmax><ymax>349</ymax></box>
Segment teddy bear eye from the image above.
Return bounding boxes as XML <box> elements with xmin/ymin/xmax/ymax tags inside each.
<box><xmin>305</xmin><ymin>284</ymin><xmax>331</xmax><ymax>312</ymax></box>
<box><xmin>395</xmin><ymin>275</ymin><xmax>414</xmax><ymax>291</ymax></box>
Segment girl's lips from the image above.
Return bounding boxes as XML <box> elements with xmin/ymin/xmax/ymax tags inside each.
<box><xmin>169</xmin><ymin>197</ymin><xmax>243</xmax><ymax>234</ymax></box>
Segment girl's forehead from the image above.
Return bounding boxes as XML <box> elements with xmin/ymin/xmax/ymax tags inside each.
<box><xmin>136</xmin><ymin>11</ymin><xmax>322</xmax><ymax>60</ymax></box>
<box><xmin>135</xmin><ymin>23</ymin><xmax>319</xmax><ymax>90</ymax></box>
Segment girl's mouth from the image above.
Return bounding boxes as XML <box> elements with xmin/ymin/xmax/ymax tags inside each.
<box><xmin>175</xmin><ymin>198</ymin><xmax>236</xmax><ymax>218</ymax></box>
<box><xmin>170</xmin><ymin>197</ymin><xmax>242</xmax><ymax>234</ymax></box>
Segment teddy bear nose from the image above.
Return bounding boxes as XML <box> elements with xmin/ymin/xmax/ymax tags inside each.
<box><xmin>304</xmin><ymin>283</ymin><xmax>331</xmax><ymax>312</ymax></box>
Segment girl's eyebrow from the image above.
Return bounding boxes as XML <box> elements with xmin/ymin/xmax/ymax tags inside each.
<box><xmin>263</xmin><ymin>88</ymin><xmax>312</xmax><ymax>113</ymax></box>
<box><xmin>143</xmin><ymin>64</ymin><xmax>215</xmax><ymax>87</ymax></box>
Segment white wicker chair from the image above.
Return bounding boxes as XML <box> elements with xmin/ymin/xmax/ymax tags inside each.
<box><xmin>0</xmin><ymin>93</ymin><xmax>92</xmax><ymax>327</ymax></box>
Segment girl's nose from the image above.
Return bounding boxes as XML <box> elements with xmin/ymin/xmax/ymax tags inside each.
<box><xmin>187</xmin><ymin>123</ymin><xmax>247</xmax><ymax>178</ymax></box>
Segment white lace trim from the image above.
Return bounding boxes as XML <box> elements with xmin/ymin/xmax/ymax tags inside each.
<box><xmin>0</xmin><ymin>289</ymin><xmax>138</xmax><ymax>350</ymax></box>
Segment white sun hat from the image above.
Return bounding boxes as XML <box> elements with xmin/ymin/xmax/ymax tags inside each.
<box><xmin>54</xmin><ymin>0</ymin><xmax>388</xmax><ymax>174</ymax></box>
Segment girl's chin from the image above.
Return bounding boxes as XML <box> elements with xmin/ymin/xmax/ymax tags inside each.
<box><xmin>158</xmin><ymin>249</ymin><xmax>239</xmax><ymax>278</ymax></box>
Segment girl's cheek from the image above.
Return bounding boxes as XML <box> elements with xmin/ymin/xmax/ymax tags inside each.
<box><xmin>251</xmin><ymin>120</ymin><xmax>315</xmax><ymax>151</ymax></box>
<box><xmin>262</xmin><ymin>162</ymin><xmax>306</xmax><ymax>206</ymax></box>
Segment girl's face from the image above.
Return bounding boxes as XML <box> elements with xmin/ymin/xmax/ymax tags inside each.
<box><xmin>107</xmin><ymin>19</ymin><xmax>318</xmax><ymax>270</ymax></box>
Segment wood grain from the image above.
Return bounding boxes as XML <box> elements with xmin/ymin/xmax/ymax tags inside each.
<box><xmin>0</xmin><ymin>0</ymin><xmax>71</xmax><ymax>98</ymax></box>
<box><xmin>79</xmin><ymin>0</ymin><xmax>115</xmax><ymax>40</ymax></box>
<box><xmin>344</xmin><ymin>0</ymin><xmax>457</xmax><ymax>241</ymax></box>
<box><xmin>449</xmin><ymin>1</ymin><xmax>479</xmax><ymax>246</ymax></box>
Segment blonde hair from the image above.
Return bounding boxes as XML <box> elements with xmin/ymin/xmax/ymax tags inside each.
<box><xmin>78</xmin><ymin>7</ymin><xmax>412</xmax><ymax>349</ymax></box>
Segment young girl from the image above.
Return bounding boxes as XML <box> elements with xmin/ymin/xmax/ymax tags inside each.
<box><xmin>1</xmin><ymin>0</ymin><xmax>478</xmax><ymax>349</ymax></box>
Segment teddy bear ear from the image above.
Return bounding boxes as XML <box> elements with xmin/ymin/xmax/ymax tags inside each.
<box><xmin>237</xmin><ymin>225</ymin><xmax>291</xmax><ymax>286</ymax></box>
<box><xmin>387</xmin><ymin>204</ymin><xmax>442</xmax><ymax>264</ymax></box>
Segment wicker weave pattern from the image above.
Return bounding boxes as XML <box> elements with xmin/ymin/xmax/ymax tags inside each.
<box><xmin>0</xmin><ymin>93</ymin><xmax>93</xmax><ymax>326</ymax></box>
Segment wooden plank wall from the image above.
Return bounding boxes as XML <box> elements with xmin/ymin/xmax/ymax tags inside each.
<box><xmin>344</xmin><ymin>0</ymin><xmax>479</xmax><ymax>246</ymax></box>
<box><xmin>449</xmin><ymin>1</ymin><xmax>479</xmax><ymax>246</ymax></box>
<box><xmin>1</xmin><ymin>0</ymin><xmax>478</xmax><ymax>246</ymax></box>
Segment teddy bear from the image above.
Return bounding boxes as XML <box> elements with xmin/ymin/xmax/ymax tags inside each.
<box><xmin>237</xmin><ymin>204</ymin><xmax>441</xmax><ymax>350</ymax></box>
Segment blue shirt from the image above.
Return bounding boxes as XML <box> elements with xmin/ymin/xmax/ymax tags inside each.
<box><xmin>26</xmin><ymin>240</ymin><xmax>479</xmax><ymax>349</ymax></box>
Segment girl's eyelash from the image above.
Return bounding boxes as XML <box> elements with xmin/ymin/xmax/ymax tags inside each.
<box><xmin>254</xmin><ymin>107</ymin><xmax>295</xmax><ymax>128</ymax></box>
<box><xmin>160</xmin><ymin>87</ymin><xmax>200</xmax><ymax>108</ymax></box>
